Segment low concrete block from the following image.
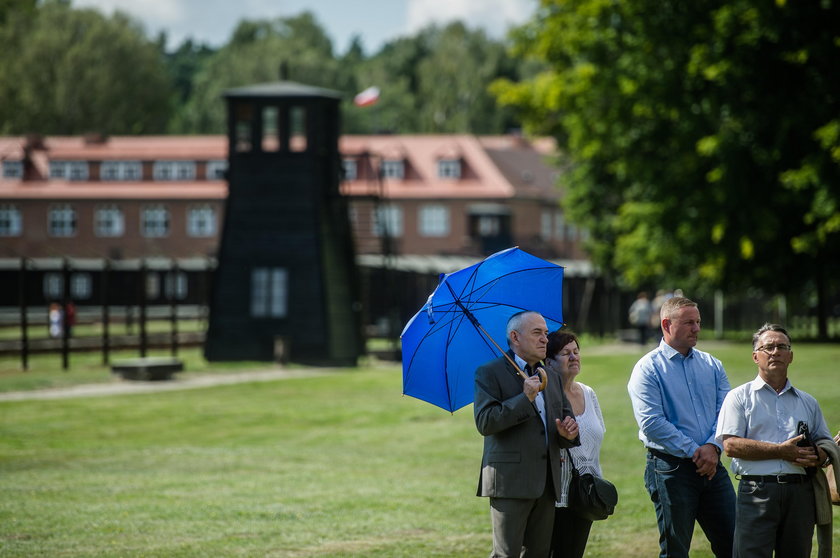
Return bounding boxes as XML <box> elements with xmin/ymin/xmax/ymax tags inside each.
<box><xmin>111</xmin><ymin>357</ymin><xmax>184</xmax><ymax>381</ymax></box>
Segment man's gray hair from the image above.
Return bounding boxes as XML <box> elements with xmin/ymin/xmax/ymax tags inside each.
<box><xmin>660</xmin><ymin>296</ymin><xmax>698</xmax><ymax>320</ymax></box>
<box><xmin>506</xmin><ymin>311</ymin><xmax>539</xmax><ymax>346</ymax></box>
<box><xmin>752</xmin><ymin>323</ymin><xmax>791</xmax><ymax>350</ymax></box>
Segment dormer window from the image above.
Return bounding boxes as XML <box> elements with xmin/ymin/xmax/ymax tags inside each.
<box><xmin>49</xmin><ymin>161</ymin><xmax>88</xmax><ymax>181</ymax></box>
<box><xmin>437</xmin><ymin>159</ymin><xmax>461</xmax><ymax>179</ymax></box>
<box><xmin>381</xmin><ymin>159</ymin><xmax>404</xmax><ymax>179</ymax></box>
<box><xmin>153</xmin><ymin>161</ymin><xmax>196</xmax><ymax>181</ymax></box>
<box><xmin>2</xmin><ymin>160</ymin><xmax>23</xmax><ymax>179</ymax></box>
<box><xmin>342</xmin><ymin>159</ymin><xmax>357</xmax><ymax>181</ymax></box>
<box><xmin>101</xmin><ymin>161</ymin><xmax>142</xmax><ymax>181</ymax></box>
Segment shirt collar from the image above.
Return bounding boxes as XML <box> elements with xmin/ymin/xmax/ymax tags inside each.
<box><xmin>659</xmin><ymin>338</ymin><xmax>694</xmax><ymax>360</ymax></box>
<box><xmin>751</xmin><ymin>374</ymin><xmax>795</xmax><ymax>396</ymax></box>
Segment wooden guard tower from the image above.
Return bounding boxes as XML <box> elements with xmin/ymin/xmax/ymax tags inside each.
<box><xmin>204</xmin><ymin>81</ymin><xmax>362</xmax><ymax>365</ymax></box>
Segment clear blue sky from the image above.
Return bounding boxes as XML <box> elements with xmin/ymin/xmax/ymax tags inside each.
<box><xmin>73</xmin><ymin>0</ymin><xmax>537</xmax><ymax>55</ymax></box>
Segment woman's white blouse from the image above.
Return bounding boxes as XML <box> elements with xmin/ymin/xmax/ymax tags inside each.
<box><xmin>556</xmin><ymin>382</ymin><xmax>606</xmax><ymax>507</ymax></box>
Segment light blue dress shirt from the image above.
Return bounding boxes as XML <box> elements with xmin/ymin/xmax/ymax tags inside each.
<box><xmin>628</xmin><ymin>339</ymin><xmax>731</xmax><ymax>458</ymax></box>
<box><xmin>715</xmin><ymin>376</ymin><xmax>832</xmax><ymax>475</ymax></box>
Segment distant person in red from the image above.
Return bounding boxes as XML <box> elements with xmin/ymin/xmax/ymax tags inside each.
<box><xmin>64</xmin><ymin>301</ymin><xmax>76</xmax><ymax>337</ymax></box>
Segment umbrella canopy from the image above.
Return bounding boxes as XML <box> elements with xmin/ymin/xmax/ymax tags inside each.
<box><xmin>400</xmin><ymin>247</ymin><xmax>564</xmax><ymax>412</ymax></box>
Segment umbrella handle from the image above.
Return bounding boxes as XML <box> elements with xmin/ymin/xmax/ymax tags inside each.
<box><xmin>532</xmin><ymin>367</ymin><xmax>548</xmax><ymax>392</ymax></box>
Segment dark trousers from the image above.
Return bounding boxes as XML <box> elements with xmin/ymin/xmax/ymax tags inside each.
<box><xmin>490</xmin><ymin>458</ymin><xmax>556</xmax><ymax>558</ymax></box>
<box><xmin>550</xmin><ymin>506</ymin><xmax>593</xmax><ymax>558</ymax></box>
<box><xmin>644</xmin><ymin>451</ymin><xmax>736</xmax><ymax>558</ymax></box>
<box><xmin>733</xmin><ymin>479</ymin><xmax>815</xmax><ymax>558</ymax></box>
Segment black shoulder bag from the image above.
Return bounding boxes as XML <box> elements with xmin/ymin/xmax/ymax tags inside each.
<box><xmin>565</xmin><ymin>448</ymin><xmax>618</xmax><ymax>521</ymax></box>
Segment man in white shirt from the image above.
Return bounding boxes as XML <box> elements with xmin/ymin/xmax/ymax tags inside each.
<box><xmin>716</xmin><ymin>323</ymin><xmax>832</xmax><ymax>558</ymax></box>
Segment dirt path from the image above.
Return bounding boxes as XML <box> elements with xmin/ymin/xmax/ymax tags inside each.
<box><xmin>0</xmin><ymin>367</ymin><xmax>336</xmax><ymax>402</ymax></box>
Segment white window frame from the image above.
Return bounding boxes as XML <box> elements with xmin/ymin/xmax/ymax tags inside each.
<box><xmin>373</xmin><ymin>206</ymin><xmax>403</xmax><ymax>237</ymax></box>
<box><xmin>48</xmin><ymin>204</ymin><xmax>77</xmax><ymax>237</ymax></box>
<box><xmin>186</xmin><ymin>204</ymin><xmax>216</xmax><ymax>237</ymax></box>
<box><xmin>141</xmin><ymin>204</ymin><xmax>170</xmax><ymax>238</ymax></box>
<box><xmin>43</xmin><ymin>273</ymin><xmax>63</xmax><ymax>299</ymax></box>
<box><xmin>0</xmin><ymin>204</ymin><xmax>22</xmax><ymax>236</ymax></box>
<box><xmin>2</xmin><ymin>160</ymin><xmax>23</xmax><ymax>179</ymax></box>
<box><xmin>477</xmin><ymin>215</ymin><xmax>500</xmax><ymax>237</ymax></box>
<box><xmin>100</xmin><ymin>161</ymin><xmax>142</xmax><ymax>181</ymax></box>
<box><xmin>554</xmin><ymin>211</ymin><xmax>566</xmax><ymax>241</ymax></box>
<box><xmin>342</xmin><ymin>159</ymin><xmax>357</xmax><ymax>181</ymax></box>
<box><xmin>153</xmin><ymin>161</ymin><xmax>196</xmax><ymax>181</ymax></box>
<box><xmin>418</xmin><ymin>205</ymin><xmax>449</xmax><ymax>237</ymax></box>
<box><xmin>49</xmin><ymin>161</ymin><xmax>89</xmax><ymax>181</ymax></box>
<box><xmin>71</xmin><ymin>273</ymin><xmax>92</xmax><ymax>300</ymax></box>
<box><xmin>164</xmin><ymin>271</ymin><xmax>188</xmax><ymax>300</ymax></box>
<box><xmin>206</xmin><ymin>160</ymin><xmax>227</xmax><ymax>180</ymax></box>
<box><xmin>381</xmin><ymin>160</ymin><xmax>404</xmax><ymax>180</ymax></box>
<box><xmin>437</xmin><ymin>159</ymin><xmax>461</xmax><ymax>179</ymax></box>
<box><xmin>94</xmin><ymin>204</ymin><xmax>124</xmax><ymax>237</ymax></box>
<box><xmin>251</xmin><ymin>268</ymin><xmax>288</xmax><ymax>318</ymax></box>
<box><xmin>541</xmin><ymin>210</ymin><xmax>553</xmax><ymax>241</ymax></box>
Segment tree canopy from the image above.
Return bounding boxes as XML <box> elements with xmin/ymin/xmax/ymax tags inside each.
<box><xmin>493</xmin><ymin>0</ymin><xmax>840</xmax><ymax>334</ymax></box>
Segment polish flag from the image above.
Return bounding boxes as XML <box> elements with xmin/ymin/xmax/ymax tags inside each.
<box><xmin>354</xmin><ymin>86</ymin><xmax>380</xmax><ymax>107</ymax></box>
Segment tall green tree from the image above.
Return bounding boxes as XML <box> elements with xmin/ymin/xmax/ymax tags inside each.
<box><xmin>493</xmin><ymin>0</ymin><xmax>840</xmax><ymax>336</ymax></box>
<box><xmin>0</xmin><ymin>0</ymin><xmax>173</xmax><ymax>134</ymax></box>
<box><xmin>177</xmin><ymin>12</ymin><xmax>341</xmax><ymax>133</ymax></box>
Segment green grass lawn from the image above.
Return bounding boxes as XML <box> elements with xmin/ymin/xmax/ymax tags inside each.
<box><xmin>1</xmin><ymin>340</ymin><xmax>838</xmax><ymax>557</ymax></box>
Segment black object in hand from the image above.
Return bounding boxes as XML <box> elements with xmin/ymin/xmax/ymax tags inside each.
<box><xmin>796</xmin><ymin>421</ymin><xmax>818</xmax><ymax>474</ymax></box>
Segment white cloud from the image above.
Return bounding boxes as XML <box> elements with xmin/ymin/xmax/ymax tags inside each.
<box><xmin>406</xmin><ymin>0</ymin><xmax>534</xmax><ymax>37</ymax></box>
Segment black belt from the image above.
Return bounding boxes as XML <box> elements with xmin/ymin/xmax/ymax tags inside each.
<box><xmin>647</xmin><ymin>448</ymin><xmax>693</xmax><ymax>462</ymax></box>
<box><xmin>738</xmin><ymin>474</ymin><xmax>808</xmax><ymax>484</ymax></box>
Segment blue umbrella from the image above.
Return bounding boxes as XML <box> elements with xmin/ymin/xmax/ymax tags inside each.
<box><xmin>400</xmin><ymin>247</ymin><xmax>564</xmax><ymax>412</ymax></box>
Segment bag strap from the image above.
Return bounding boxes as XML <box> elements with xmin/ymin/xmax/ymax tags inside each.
<box><xmin>565</xmin><ymin>447</ymin><xmax>580</xmax><ymax>474</ymax></box>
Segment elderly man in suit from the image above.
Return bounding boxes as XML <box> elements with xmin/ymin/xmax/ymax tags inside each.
<box><xmin>475</xmin><ymin>310</ymin><xmax>580</xmax><ymax>557</ymax></box>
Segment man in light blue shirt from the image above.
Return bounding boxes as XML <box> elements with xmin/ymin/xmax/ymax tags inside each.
<box><xmin>628</xmin><ymin>296</ymin><xmax>735</xmax><ymax>558</ymax></box>
<box><xmin>716</xmin><ymin>323</ymin><xmax>832</xmax><ymax>558</ymax></box>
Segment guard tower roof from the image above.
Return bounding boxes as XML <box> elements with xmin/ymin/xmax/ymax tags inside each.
<box><xmin>223</xmin><ymin>81</ymin><xmax>343</xmax><ymax>100</ymax></box>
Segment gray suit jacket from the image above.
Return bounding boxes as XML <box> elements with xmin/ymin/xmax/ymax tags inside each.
<box><xmin>475</xmin><ymin>352</ymin><xmax>580</xmax><ymax>499</ymax></box>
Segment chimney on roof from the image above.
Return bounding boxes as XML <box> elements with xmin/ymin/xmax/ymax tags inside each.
<box><xmin>84</xmin><ymin>133</ymin><xmax>108</xmax><ymax>145</ymax></box>
<box><xmin>24</xmin><ymin>133</ymin><xmax>45</xmax><ymax>151</ymax></box>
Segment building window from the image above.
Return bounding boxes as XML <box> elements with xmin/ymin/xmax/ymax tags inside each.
<box><xmin>43</xmin><ymin>273</ymin><xmax>63</xmax><ymax>299</ymax></box>
<box><xmin>2</xmin><ymin>160</ymin><xmax>23</xmax><ymax>179</ymax></box>
<box><xmin>145</xmin><ymin>272</ymin><xmax>160</xmax><ymax>299</ymax></box>
<box><xmin>251</xmin><ymin>268</ymin><xmax>288</xmax><ymax>318</ymax></box>
<box><xmin>48</xmin><ymin>204</ymin><xmax>77</xmax><ymax>237</ymax></box>
<box><xmin>71</xmin><ymin>273</ymin><xmax>92</xmax><ymax>300</ymax></box>
<box><xmin>477</xmin><ymin>216</ymin><xmax>500</xmax><ymax>237</ymax></box>
<box><xmin>153</xmin><ymin>161</ymin><xmax>196</xmax><ymax>181</ymax></box>
<box><xmin>437</xmin><ymin>159</ymin><xmax>461</xmax><ymax>179</ymax></box>
<box><xmin>342</xmin><ymin>159</ymin><xmax>357</xmax><ymax>181</ymax></box>
<box><xmin>187</xmin><ymin>205</ymin><xmax>216</xmax><ymax>237</ymax></box>
<box><xmin>0</xmin><ymin>204</ymin><xmax>22</xmax><ymax>236</ymax></box>
<box><xmin>554</xmin><ymin>211</ymin><xmax>565</xmax><ymax>241</ymax></box>
<box><xmin>100</xmin><ymin>161</ymin><xmax>142</xmax><ymax>181</ymax></box>
<box><xmin>164</xmin><ymin>271</ymin><xmax>188</xmax><ymax>300</ymax></box>
<box><xmin>49</xmin><ymin>161</ymin><xmax>88</xmax><ymax>181</ymax></box>
<box><xmin>206</xmin><ymin>160</ymin><xmax>227</xmax><ymax>179</ymax></box>
<box><xmin>419</xmin><ymin>205</ymin><xmax>449</xmax><ymax>237</ymax></box>
<box><xmin>141</xmin><ymin>205</ymin><xmax>170</xmax><ymax>237</ymax></box>
<box><xmin>541</xmin><ymin>210</ymin><xmax>553</xmax><ymax>241</ymax></box>
<box><xmin>94</xmin><ymin>205</ymin><xmax>124</xmax><ymax>237</ymax></box>
<box><xmin>381</xmin><ymin>160</ymin><xmax>404</xmax><ymax>179</ymax></box>
<box><xmin>373</xmin><ymin>206</ymin><xmax>403</xmax><ymax>237</ymax></box>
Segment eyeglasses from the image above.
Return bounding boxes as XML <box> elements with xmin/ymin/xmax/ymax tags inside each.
<box><xmin>756</xmin><ymin>343</ymin><xmax>791</xmax><ymax>353</ymax></box>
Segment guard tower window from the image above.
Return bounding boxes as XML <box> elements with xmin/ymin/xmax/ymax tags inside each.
<box><xmin>262</xmin><ymin>106</ymin><xmax>280</xmax><ymax>152</ymax></box>
<box><xmin>437</xmin><ymin>159</ymin><xmax>461</xmax><ymax>179</ymax></box>
<box><xmin>342</xmin><ymin>159</ymin><xmax>357</xmax><ymax>181</ymax></box>
<box><xmin>381</xmin><ymin>160</ymin><xmax>404</xmax><ymax>179</ymax></box>
<box><xmin>290</xmin><ymin>106</ymin><xmax>307</xmax><ymax>152</ymax></box>
<box><xmin>235</xmin><ymin>103</ymin><xmax>253</xmax><ymax>153</ymax></box>
<box><xmin>251</xmin><ymin>268</ymin><xmax>288</xmax><ymax>318</ymax></box>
